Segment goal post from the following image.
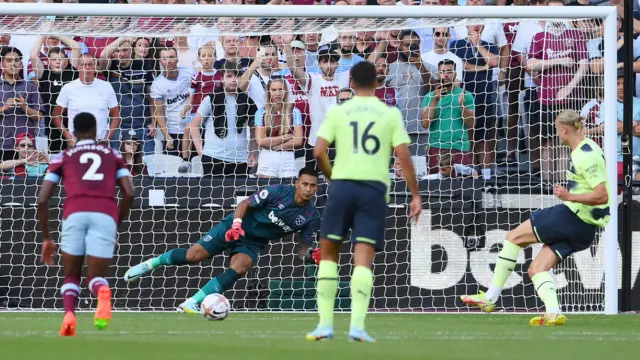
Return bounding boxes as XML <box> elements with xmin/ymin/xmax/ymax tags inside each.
<box><xmin>0</xmin><ymin>3</ymin><xmax>621</xmax><ymax>314</ymax></box>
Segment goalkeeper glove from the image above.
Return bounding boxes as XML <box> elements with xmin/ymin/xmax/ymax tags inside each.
<box><xmin>225</xmin><ymin>219</ymin><xmax>245</xmax><ymax>242</ymax></box>
<box><xmin>303</xmin><ymin>247</ymin><xmax>321</xmax><ymax>265</ymax></box>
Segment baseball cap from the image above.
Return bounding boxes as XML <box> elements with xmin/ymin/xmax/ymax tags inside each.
<box><xmin>317</xmin><ymin>42</ymin><xmax>340</xmax><ymax>59</ymax></box>
<box><xmin>121</xmin><ymin>129</ymin><xmax>140</xmax><ymax>142</ymax></box>
<box><xmin>290</xmin><ymin>40</ymin><xmax>306</xmax><ymax>51</ymax></box>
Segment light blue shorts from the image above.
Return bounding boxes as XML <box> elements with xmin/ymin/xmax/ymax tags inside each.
<box><xmin>61</xmin><ymin>212</ymin><xmax>117</xmax><ymax>258</ymax></box>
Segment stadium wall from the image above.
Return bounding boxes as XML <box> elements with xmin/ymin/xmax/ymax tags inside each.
<box><xmin>0</xmin><ymin>178</ymin><xmax>638</xmax><ymax>312</ymax></box>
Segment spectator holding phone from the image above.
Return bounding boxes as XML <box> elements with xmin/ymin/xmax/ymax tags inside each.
<box><xmin>0</xmin><ymin>47</ymin><xmax>44</xmax><ymax>162</ymax></box>
<box><xmin>0</xmin><ymin>132</ymin><xmax>48</xmax><ymax>177</ymax></box>
<box><xmin>421</xmin><ymin>59</ymin><xmax>475</xmax><ymax>174</ymax></box>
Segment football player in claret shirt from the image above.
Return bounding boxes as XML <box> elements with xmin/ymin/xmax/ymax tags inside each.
<box><xmin>124</xmin><ymin>167</ymin><xmax>322</xmax><ymax>314</ymax></box>
<box><xmin>38</xmin><ymin>112</ymin><xmax>135</xmax><ymax>336</ymax></box>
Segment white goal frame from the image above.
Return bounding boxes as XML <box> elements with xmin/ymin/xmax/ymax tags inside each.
<box><xmin>0</xmin><ymin>3</ymin><xmax>620</xmax><ymax>315</ymax></box>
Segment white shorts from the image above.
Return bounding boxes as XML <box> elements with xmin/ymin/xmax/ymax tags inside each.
<box><xmin>61</xmin><ymin>212</ymin><xmax>117</xmax><ymax>258</ymax></box>
<box><xmin>256</xmin><ymin>150</ymin><xmax>298</xmax><ymax>178</ymax></box>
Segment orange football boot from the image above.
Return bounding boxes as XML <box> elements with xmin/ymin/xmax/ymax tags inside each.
<box><xmin>60</xmin><ymin>311</ymin><xmax>76</xmax><ymax>336</ymax></box>
<box><xmin>94</xmin><ymin>287</ymin><xmax>112</xmax><ymax>330</ymax></box>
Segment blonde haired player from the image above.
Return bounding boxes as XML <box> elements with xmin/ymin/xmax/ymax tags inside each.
<box><xmin>308</xmin><ymin>61</ymin><xmax>421</xmax><ymax>342</ymax></box>
<box><xmin>462</xmin><ymin>109</ymin><xmax>610</xmax><ymax>325</ymax></box>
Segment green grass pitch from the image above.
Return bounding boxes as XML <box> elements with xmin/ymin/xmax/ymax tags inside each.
<box><xmin>1</xmin><ymin>313</ymin><xmax>639</xmax><ymax>360</ymax></box>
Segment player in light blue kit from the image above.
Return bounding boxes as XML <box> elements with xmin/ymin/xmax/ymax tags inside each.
<box><xmin>124</xmin><ymin>168</ymin><xmax>321</xmax><ymax>313</ymax></box>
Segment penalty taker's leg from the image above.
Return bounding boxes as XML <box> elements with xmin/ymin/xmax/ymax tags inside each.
<box><xmin>307</xmin><ymin>238</ymin><xmax>341</xmax><ymax>341</ymax></box>
<box><xmin>178</xmin><ymin>252</ymin><xmax>251</xmax><ymax>314</ymax></box>
<box><xmin>462</xmin><ymin>219</ymin><xmax>537</xmax><ymax>312</ymax></box>
<box><xmin>528</xmin><ymin>245</ymin><xmax>564</xmax><ymax>326</ymax></box>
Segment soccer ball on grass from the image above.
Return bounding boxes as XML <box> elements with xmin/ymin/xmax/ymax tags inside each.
<box><xmin>201</xmin><ymin>293</ymin><xmax>230</xmax><ymax>321</ymax></box>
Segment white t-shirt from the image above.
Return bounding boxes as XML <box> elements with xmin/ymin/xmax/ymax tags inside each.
<box><xmin>197</xmin><ymin>94</ymin><xmax>249</xmax><ymax>163</ymax></box>
<box><xmin>306</xmin><ymin>71</ymin><xmax>350</xmax><ymax>146</ymax></box>
<box><xmin>187</xmin><ymin>23</ymin><xmax>225</xmax><ymax>59</ymax></box>
<box><xmin>511</xmin><ymin>21</ymin><xmax>544</xmax><ymax>88</ymax></box>
<box><xmin>150</xmin><ymin>70</ymin><xmax>193</xmax><ymax>135</ymax></box>
<box><xmin>56</xmin><ymin>79</ymin><xmax>118</xmax><ymax>140</ymax></box>
<box><xmin>177</xmin><ymin>48</ymin><xmax>200</xmax><ymax>78</ymax></box>
<box><xmin>247</xmin><ymin>69</ymin><xmax>295</xmax><ymax>109</ymax></box>
<box><xmin>421</xmin><ymin>50</ymin><xmax>464</xmax><ymax>81</ymax></box>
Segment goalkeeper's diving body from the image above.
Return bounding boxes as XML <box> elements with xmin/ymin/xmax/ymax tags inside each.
<box><xmin>307</xmin><ymin>61</ymin><xmax>422</xmax><ymax>343</ymax></box>
<box><xmin>124</xmin><ymin>168</ymin><xmax>322</xmax><ymax>313</ymax></box>
<box><xmin>462</xmin><ymin>110</ymin><xmax>611</xmax><ymax>325</ymax></box>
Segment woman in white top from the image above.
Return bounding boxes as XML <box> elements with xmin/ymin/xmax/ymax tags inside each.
<box><xmin>254</xmin><ymin>78</ymin><xmax>304</xmax><ymax>178</ymax></box>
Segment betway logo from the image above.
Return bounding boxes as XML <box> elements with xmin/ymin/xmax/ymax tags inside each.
<box><xmin>410</xmin><ymin>211</ymin><xmax>640</xmax><ymax>291</ymax></box>
<box><xmin>268</xmin><ymin>211</ymin><xmax>292</xmax><ymax>232</ymax></box>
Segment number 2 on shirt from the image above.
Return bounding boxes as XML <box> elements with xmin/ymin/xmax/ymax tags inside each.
<box><xmin>349</xmin><ymin>121</ymin><xmax>380</xmax><ymax>155</ymax></box>
<box><xmin>80</xmin><ymin>152</ymin><xmax>105</xmax><ymax>181</ymax></box>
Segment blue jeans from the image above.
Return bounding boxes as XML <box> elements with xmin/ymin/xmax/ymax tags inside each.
<box><xmin>110</xmin><ymin>127</ymin><xmax>155</xmax><ymax>155</ymax></box>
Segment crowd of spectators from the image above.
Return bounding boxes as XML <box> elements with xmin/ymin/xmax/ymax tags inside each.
<box><xmin>0</xmin><ymin>0</ymin><xmax>639</xmax><ymax>185</ymax></box>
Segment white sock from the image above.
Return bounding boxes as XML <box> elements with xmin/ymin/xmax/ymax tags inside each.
<box><xmin>484</xmin><ymin>285</ymin><xmax>501</xmax><ymax>303</ymax></box>
<box><xmin>547</xmin><ymin>306</ymin><xmax>561</xmax><ymax>314</ymax></box>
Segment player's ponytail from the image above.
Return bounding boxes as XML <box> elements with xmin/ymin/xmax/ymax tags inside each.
<box><xmin>556</xmin><ymin>109</ymin><xmax>584</xmax><ymax>131</ymax></box>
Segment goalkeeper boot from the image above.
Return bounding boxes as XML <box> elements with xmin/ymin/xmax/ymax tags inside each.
<box><xmin>94</xmin><ymin>287</ymin><xmax>112</xmax><ymax>330</ymax></box>
<box><xmin>60</xmin><ymin>311</ymin><xmax>76</xmax><ymax>337</ymax></box>
<box><xmin>176</xmin><ymin>299</ymin><xmax>203</xmax><ymax>315</ymax></box>
<box><xmin>348</xmin><ymin>328</ymin><xmax>376</xmax><ymax>343</ymax></box>
<box><xmin>124</xmin><ymin>260</ymin><xmax>153</xmax><ymax>282</ymax></box>
<box><xmin>305</xmin><ymin>326</ymin><xmax>334</xmax><ymax>341</ymax></box>
<box><xmin>530</xmin><ymin>313</ymin><xmax>567</xmax><ymax>326</ymax></box>
<box><xmin>460</xmin><ymin>291</ymin><xmax>496</xmax><ymax>313</ymax></box>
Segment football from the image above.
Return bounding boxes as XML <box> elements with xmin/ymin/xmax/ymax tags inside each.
<box><xmin>201</xmin><ymin>294</ymin><xmax>230</xmax><ymax>321</ymax></box>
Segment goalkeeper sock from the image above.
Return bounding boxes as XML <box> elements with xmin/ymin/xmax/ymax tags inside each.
<box><xmin>532</xmin><ymin>271</ymin><xmax>561</xmax><ymax>314</ymax></box>
<box><xmin>192</xmin><ymin>268</ymin><xmax>241</xmax><ymax>304</ymax></box>
<box><xmin>485</xmin><ymin>240</ymin><xmax>521</xmax><ymax>303</ymax></box>
<box><xmin>349</xmin><ymin>266</ymin><xmax>373</xmax><ymax>331</ymax></box>
<box><xmin>316</xmin><ymin>260</ymin><xmax>338</xmax><ymax>329</ymax></box>
<box><xmin>151</xmin><ymin>248</ymin><xmax>188</xmax><ymax>268</ymax></box>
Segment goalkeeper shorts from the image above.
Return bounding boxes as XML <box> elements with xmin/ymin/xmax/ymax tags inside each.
<box><xmin>196</xmin><ymin>219</ymin><xmax>263</xmax><ymax>265</ymax></box>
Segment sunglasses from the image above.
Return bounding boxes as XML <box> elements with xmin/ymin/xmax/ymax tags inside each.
<box><xmin>337</xmin><ymin>97</ymin><xmax>352</xmax><ymax>104</ymax></box>
<box><xmin>434</xmin><ymin>31</ymin><xmax>449</xmax><ymax>37</ymax></box>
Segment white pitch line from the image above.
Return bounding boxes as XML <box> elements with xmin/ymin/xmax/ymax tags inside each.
<box><xmin>2</xmin><ymin>330</ymin><xmax>639</xmax><ymax>341</ymax></box>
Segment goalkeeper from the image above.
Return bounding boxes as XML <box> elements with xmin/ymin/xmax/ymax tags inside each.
<box><xmin>124</xmin><ymin>168</ymin><xmax>322</xmax><ymax>313</ymax></box>
<box><xmin>462</xmin><ymin>110</ymin><xmax>610</xmax><ymax>326</ymax></box>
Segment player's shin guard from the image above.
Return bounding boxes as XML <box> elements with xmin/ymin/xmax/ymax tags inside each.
<box><xmin>532</xmin><ymin>271</ymin><xmax>560</xmax><ymax>314</ymax></box>
<box><xmin>485</xmin><ymin>240</ymin><xmax>521</xmax><ymax>303</ymax></box>
<box><xmin>151</xmin><ymin>248</ymin><xmax>189</xmax><ymax>268</ymax></box>
<box><xmin>349</xmin><ymin>266</ymin><xmax>373</xmax><ymax>331</ymax></box>
<box><xmin>191</xmin><ymin>268</ymin><xmax>241</xmax><ymax>304</ymax></box>
<box><xmin>61</xmin><ymin>275</ymin><xmax>81</xmax><ymax>314</ymax></box>
<box><xmin>316</xmin><ymin>260</ymin><xmax>339</xmax><ymax>328</ymax></box>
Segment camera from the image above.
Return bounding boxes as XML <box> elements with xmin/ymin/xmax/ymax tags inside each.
<box><xmin>464</xmin><ymin>234</ymin><xmax>486</xmax><ymax>251</ymax></box>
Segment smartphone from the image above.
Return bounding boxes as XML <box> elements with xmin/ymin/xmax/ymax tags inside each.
<box><xmin>257</xmin><ymin>47</ymin><xmax>266</xmax><ymax>58</ymax></box>
<box><xmin>439</xmin><ymin>79</ymin><xmax>449</xmax><ymax>95</ymax></box>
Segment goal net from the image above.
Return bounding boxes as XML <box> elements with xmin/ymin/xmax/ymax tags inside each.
<box><xmin>0</xmin><ymin>4</ymin><xmax>620</xmax><ymax>313</ymax></box>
